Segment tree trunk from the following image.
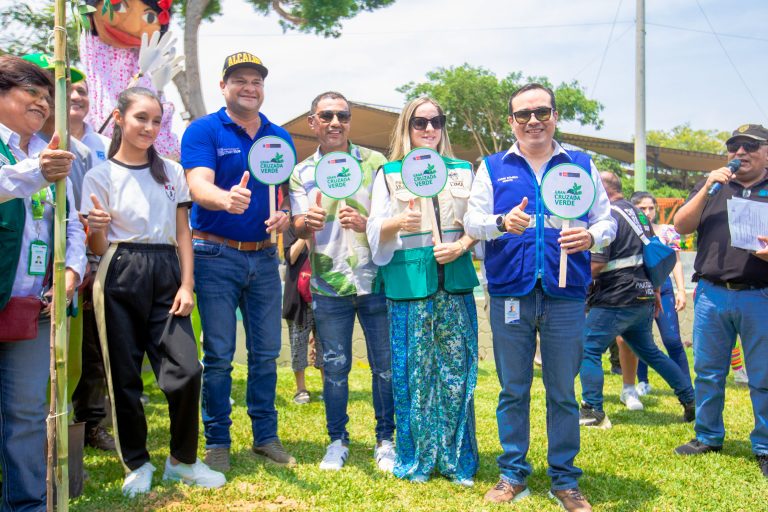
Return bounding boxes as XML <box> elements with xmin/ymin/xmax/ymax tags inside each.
<box><xmin>175</xmin><ymin>0</ymin><xmax>211</xmax><ymax>121</ymax></box>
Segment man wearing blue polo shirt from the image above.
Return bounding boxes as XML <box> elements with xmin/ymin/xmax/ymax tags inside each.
<box><xmin>182</xmin><ymin>52</ymin><xmax>293</xmax><ymax>472</ymax></box>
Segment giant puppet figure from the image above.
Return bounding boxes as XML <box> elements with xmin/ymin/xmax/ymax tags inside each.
<box><xmin>80</xmin><ymin>0</ymin><xmax>181</xmax><ymax>158</ymax></box>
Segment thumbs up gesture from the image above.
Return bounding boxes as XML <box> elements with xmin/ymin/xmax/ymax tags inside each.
<box><xmin>398</xmin><ymin>198</ymin><xmax>423</xmax><ymax>233</ymax></box>
<box><xmin>39</xmin><ymin>132</ymin><xmax>75</xmax><ymax>183</ymax></box>
<box><xmin>86</xmin><ymin>193</ymin><xmax>111</xmax><ymax>233</ymax></box>
<box><xmin>504</xmin><ymin>196</ymin><xmax>531</xmax><ymax>235</ymax></box>
<box><xmin>304</xmin><ymin>190</ymin><xmax>327</xmax><ymax>233</ymax></box>
<box><xmin>225</xmin><ymin>171</ymin><xmax>252</xmax><ymax>214</ymax></box>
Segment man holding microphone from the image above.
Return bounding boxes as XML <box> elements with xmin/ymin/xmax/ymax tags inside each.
<box><xmin>673</xmin><ymin>124</ymin><xmax>768</xmax><ymax>480</ymax></box>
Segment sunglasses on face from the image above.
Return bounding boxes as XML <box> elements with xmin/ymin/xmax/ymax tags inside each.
<box><xmin>313</xmin><ymin>110</ymin><xmax>351</xmax><ymax>123</ymax></box>
<box><xmin>726</xmin><ymin>140</ymin><xmax>765</xmax><ymax>153</ymax></box>
<box><xmin>409</xmin><ymin>115</ymin><xmax>446</xmax><ymax>131</ymax></box>
<box><xmin>512</xmin><ymin>107</ymin><xmax>553</xmax><ymax>124</ymax></box>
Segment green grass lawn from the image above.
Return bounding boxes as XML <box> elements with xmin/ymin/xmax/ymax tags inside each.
<box><xmin>72</xmin><ymin>355</ymin><xmax>766</xmax><ymax>511</ymax></box>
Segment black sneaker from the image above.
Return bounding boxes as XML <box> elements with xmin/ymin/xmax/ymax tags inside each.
<box><xmin>674</xmin><ymin>438</ymin><xmax>722</xmax><ymax>455</ymax></box>
<box><xmin>579</xmin><ymin>403</ymin><xmax>611</xmax><ymax>428</ymax></box>
<box><xmin>757</xmin><ymin>454</ymin><xmax>768</xmax><ymax>479</ymax></box>
<box><xmin>682</xmin><ymin>401</ymin><xmax>695</xmax><ymax>423</ymax></box>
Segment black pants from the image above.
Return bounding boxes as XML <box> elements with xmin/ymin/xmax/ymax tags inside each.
<box><xmin>103</xmin><ymin>243</ymin><xmax>201</xmax><ymax>470</ymax></box>
<box><xmin>72</xmin><ymin>303</ymin><xmax>108</xmax><ymax>431</ymax></box>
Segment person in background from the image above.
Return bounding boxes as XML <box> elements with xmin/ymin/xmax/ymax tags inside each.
<box><xmin>281</xmin><ymin>224</ymin><xmax>323</xmax><ymax>404</ymax></box>
<box><xmin>578</xmin><ymin>172</ymin><xmax>695</xmax><ymax>429</ymax></box>
<box><xmin>368</xmin><ymin>96</ymin><xmax>480</xmax><ymax>485</ymax></box>
<box><xmin>0</xmin><ymin>55</ymin><xmax>86</xmax><ymax>511</ymax></box>
<box><xmin>673</xmin><ymin>124</ymin><xmax>768</xmax><ymax>480</ymax></box>
<box><xmin>22</xmin><ymin>53</ymin><xmax>116</xmax><ymax>452</ymax></box>
<box><xmin>70</xmin><ymin>78</ymin><xmax>110</xmax><ymax>163</ymax></box>
<box><xmin>629</xmin><ymin>191</ymin><xmax>692</xmax><ymax>400</ymax></box>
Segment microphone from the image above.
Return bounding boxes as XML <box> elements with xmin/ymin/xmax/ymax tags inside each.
<box><xmin>707</xmin><ymin>159</ymin><xmax>741</xmax><ymax>197</ymax></box>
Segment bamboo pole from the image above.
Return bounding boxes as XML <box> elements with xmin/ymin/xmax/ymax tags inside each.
<box><xmin>52</xmin><ymin>0</ymin><xmax>70</xmax><ymax>509</ymax></box>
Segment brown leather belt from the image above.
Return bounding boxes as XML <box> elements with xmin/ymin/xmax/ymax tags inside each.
<box><xmin>192</xmin><ymin>230</ymin><xmax>273</xmax><ymax>251</ymax></box>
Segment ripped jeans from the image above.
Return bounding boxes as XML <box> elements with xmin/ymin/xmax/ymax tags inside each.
<box><xmin>312</xmin><ymin>292</ymin><xmax>395</xmax><ymax>444</ymax></box>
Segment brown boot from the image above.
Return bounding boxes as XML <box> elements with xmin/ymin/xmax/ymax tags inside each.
<box><xmin>549</xmin><ymin>488</ymin><xmax>592</xmax><ymax>512</ymax></box>
<box><xmin>85</xmin><ymin>425</ymin><xmax>116</xmax><ymax>451</ymax></box>
<box><xmin>484</xmin><ymin>478</ymin><xmax>530</xmax><ymax>503</ymax></box>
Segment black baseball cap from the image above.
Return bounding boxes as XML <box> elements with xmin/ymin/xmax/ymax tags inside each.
<box><xmin>222</xmin><ymin>52</ymin><xmax>268</xmax><ymax>80</ymax></box>
<box><xmin>726</xmin><ymin>124</ymin><xmax>768</xmax><ymax>144</ymax></box>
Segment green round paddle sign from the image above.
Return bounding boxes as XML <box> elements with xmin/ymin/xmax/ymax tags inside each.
<box><xmin>401</xmin><ymin>148</ymin><xmax>448</xmax><ymax>198</ymax></box>
<box><xmin>540</xmin><ymin>163</ymin><xmax>596</xmax><ymax>219</ymax></box>
<box><xmin>247</xmin><ymin>135</ymin><xmax>296</xmax><ymax>185</ymax></box>
<box><xmin>314</xmin><ymin>152</ymin><xmax>363</xmax><ymax>200</ymax></box>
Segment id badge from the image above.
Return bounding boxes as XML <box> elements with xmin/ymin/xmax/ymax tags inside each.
<box><xmin>28</xmin><ymin>240</ymin><xmax>49</xmax><ymax>276</ymax></box>
<box><xmin>504</xmin><ymin>298</ymin><xmax>520</xmax><ymax>325</ymax></box>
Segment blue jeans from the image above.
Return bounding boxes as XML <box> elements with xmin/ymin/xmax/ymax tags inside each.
<box><xmin>312</xmin><ymin>292</ymin><xmax>394</xmax><ymax>444</ymax></box>
<box><xmin>0</xmin><ymin>318</ymin><xmax>50</xmax><ymax>512</ymax></box>
<box><xmin>580</xmin><ymin>303</ymin><xmax>695</xmax><ymax>411</ymax></box>
<box><xmin>637</xmin><ymin>278</ymin><xmax>691</xmax><ymax>387</ymax></box>
<box><xmin>490</xmin><ymin>290</ymin><xmax>584</xmax><ymax>491</ymax></box>
<box><xmin>194</xmin><ymin>241</ymin><xmax>282</xmax><ymax>447</ymax></box>
<box><xmin>693</xmin><ymin>280</ymin><xmax>768</xmax><ymax>454</ymax></box>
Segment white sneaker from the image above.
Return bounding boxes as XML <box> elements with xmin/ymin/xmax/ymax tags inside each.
<box><xmin>319</xmin><ymin>440</ymin><xmax>349</xmax><ymax>471</ymax></box>
<box><xmin>733</xmin><ymin>367</ymin><xmax>749</xmax><ymax>385</ymax></box>
<box><xmin>636</xmin><ymin>381</ymin><xmax>653</xmax><ymax>396</ymax></box>
<box><xmin>162</xmin><ymin>457</ymin><xmax>226</xmax><ymax>489</ymax></box>
<box><xmin>122</xmin><ymin>462</ymin><xmax>155</xmax><ymax>497</ymax></box>
<box><xmin>620</xmin><ymin>388</ymin><xmax>644</xmax><ymax>411</ymax></box>
<box><xmin>374</xmin><ymin>440</ymin><xmax>396</xmax><ymax>473</ymax></box>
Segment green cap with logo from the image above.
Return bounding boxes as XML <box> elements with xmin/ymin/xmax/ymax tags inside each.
<box><xmin>22</xmin><ymin>53</ymin><xmax>85</xmax><ymax>83</ymax></box>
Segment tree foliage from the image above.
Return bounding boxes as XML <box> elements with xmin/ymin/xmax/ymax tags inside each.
<box><xmin>397</xmin><ymin>64</ymin><xmax>604</xmax><ymax>155</ymax></box>
<box><xmin>646</xmin><ymin>123</ymin><xmax>729</xmax><ymax>154</ymax></box>
<box><xmin>0</xmin><ymin>3</ymin><xmax>80</xmax><ymax>60</ymax></box>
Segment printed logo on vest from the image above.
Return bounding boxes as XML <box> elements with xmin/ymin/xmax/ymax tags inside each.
<box><xmin>497</xmin><ymin>176</ymin><xmax>518</xmax><ymax>183</ymax></box>
<box><xmin>217</xmin><ymin>147</ymin><xmax>241</xmax><ymax>157</ymax></box>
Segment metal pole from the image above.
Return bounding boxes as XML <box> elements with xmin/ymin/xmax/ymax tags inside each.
<box><xmin>52</xmin><ymin>0</ymin><xmax>70</xmax><ymax>508</ymax></box>
<box><xmin>635</xmin><ymin>0</ymin><xmax>647</xmax><ymax>191</ymax></box>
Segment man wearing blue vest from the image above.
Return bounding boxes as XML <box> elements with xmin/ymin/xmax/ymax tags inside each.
<box><xmin>182</xmin><ymin>52</ymin><xmax>293</xmax><ymax>473</ymax></box>
<box><xmin>465</xmin><ymin>83</ymin><xmax>615</xmax><ymax>511</ymax></box>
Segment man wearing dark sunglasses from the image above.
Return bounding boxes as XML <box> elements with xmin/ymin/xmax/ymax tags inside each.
<box><xmin>673</xmin><ymin>124</ymin><xmax>768</xmax><ymax>480</ymax></box>
<box><xmin>465</xmin><ymin>83</ymin><xmax>616</xmax><ymax>511</ymax></box>
<box><xmin>289</xmin><ymin>91</ymin><xmax>395</xmax><ymax>473</ymax></box>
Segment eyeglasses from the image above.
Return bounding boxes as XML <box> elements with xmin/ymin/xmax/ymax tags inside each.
<box><xmin>313</xmin><ymin>110</ymin><xmax>351</xmax><ymax>123</ymax></box>
<box><xmin>409</xmin><ymin>115</ymin><xmax>446</xmax><ymax>131</ymax></box>
<box><xmin>511</xmin><ymin>107</ymin><xmax>553</xmax><ymax>124</ymax></box>
<box><xmin>726</xmin><ymin>140</ymin><xmax>765</xmax><ymax>153</ymax></box>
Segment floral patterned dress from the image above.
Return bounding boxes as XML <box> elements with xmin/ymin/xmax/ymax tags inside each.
<box><xmin>388</xmin><ymin>291</ymin><xmax>479</xmax><ymax>482</ymax></box>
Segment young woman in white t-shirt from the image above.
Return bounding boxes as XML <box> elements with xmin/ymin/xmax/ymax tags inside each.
<box><xmin>81</xmin><ymin>87</ymin><xmax>225</xmax><ymax>497</ymax></box>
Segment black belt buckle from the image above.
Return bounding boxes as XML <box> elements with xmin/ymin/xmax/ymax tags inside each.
<box><xmin>724</xmin><ymin>281</ymin><xmax>749</xmax><ymax>291</ymax></box>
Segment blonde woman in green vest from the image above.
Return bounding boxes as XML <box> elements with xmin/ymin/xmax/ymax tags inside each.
<box><xmin>366</xmin><ymin>97</ymin><xmax>479</xmax><ymax>485</ymax></box>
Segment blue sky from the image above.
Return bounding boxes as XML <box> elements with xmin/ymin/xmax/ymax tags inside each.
<box><xmin>167</xmin><ymin>0</ymin><xmax>766</xmax><ymax>143</ymax></box>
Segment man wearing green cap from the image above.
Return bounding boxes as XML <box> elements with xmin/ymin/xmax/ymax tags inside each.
<box><xmin>23</xmin><ymin>53</ymin><xmax>117</xmax><ymax>452</ymax></box>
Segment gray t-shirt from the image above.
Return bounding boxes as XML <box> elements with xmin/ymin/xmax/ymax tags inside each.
<box><xmin>80</xmin><ymin>158</ymin><xmax>191</xmax><ymax>246</ymax></box>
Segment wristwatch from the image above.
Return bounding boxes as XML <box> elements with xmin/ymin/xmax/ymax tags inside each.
<box><xmin>496</xmin><ymin>214</ymin><xmax>506</xmax><ymax>233</ymax></box>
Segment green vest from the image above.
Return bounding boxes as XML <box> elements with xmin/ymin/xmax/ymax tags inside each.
<box><xmin>378</xmin><ymin>158</ymin><xmax>479</xmax><ymax>301</ymax></box>
<box><xmin>0</xmin><ymin>139</ymin><xmax>26</xmax><ymax>309</ymax></box>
